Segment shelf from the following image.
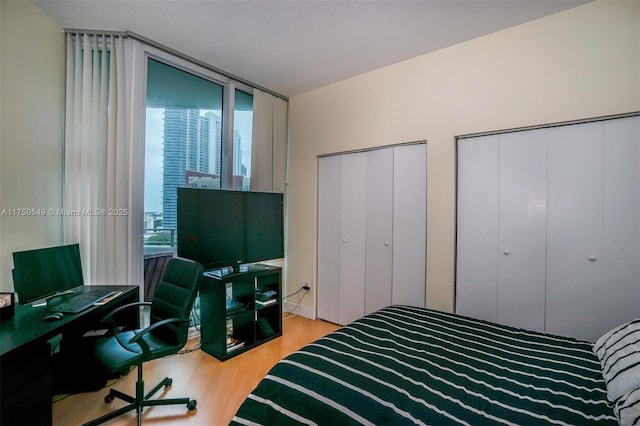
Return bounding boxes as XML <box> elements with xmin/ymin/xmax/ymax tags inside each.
<box><xmin>255</xmin><ymin>299</ymin><xmax>277</xmax><ymax>309</ymax></box>
<box><xmin>200</xmin><ymin>264</ymin><xmax>282</xmax><ymax>361</ymax></box>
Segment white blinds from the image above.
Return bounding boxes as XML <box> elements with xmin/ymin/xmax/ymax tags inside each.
<box><xmin>250</xmin><ymin>89</ymin><xmax>288</xmax><ymax>193</ymax></box>
<box><xmin>63</xmin><ymin>33</ymin><xmax>142</xmax><ymax>286</ymax></box>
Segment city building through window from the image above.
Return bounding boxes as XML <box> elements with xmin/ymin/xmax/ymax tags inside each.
<box><xmin>144</xmin><ymin>58</ymin><xmax>253</xmax><ymax>253</ymax></box>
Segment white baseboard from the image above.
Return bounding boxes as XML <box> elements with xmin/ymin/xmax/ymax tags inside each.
<box><xmin>283</xmin><ymin>300</ymin><xmax>315</xmax><ymax>319</ymax></box>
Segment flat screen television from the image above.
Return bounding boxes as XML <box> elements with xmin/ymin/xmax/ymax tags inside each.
<box><xmin>12</xmin><ymin>243</ymin><xmax>84</xmax><ymax>305</ymax></box>
<box><xmin>177</xmin><ymin>188</ymin><xmax>284</xmax><ymax>271</ymax></box>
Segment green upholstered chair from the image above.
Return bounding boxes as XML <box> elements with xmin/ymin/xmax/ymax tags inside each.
<box><xmin>83</xmin><ymin>257</ymin><xmax>203</xmax><ymax>426</ymax></box>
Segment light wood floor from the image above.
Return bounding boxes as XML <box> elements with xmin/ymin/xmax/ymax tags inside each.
<box><xmin>52</xmin><ymin>315</ymin><xmax>339</xmax><ymax>426</ymax></box>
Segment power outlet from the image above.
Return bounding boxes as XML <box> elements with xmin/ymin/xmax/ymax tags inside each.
<box><xmin>302</xmin><ymin>282</ymin><xmax>312</xmax><ymax>291</ymax></box>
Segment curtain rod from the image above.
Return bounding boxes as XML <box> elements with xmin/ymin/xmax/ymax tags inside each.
<box><xmin>63</xmin><ymin>28</ymin><xmax>289</xmax><ymax>102</ymax></box>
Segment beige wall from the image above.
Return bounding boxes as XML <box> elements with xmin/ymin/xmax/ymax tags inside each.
<box><xmin>286</xmin><ymin>1</ymin><xmax>640</xmax><ymax>315</ymax></box>
<box><xmin>0</xmin><ymin>1</ymin><xmax>65</xmax><ymax>291</ymax></box>
<box><xmin>1</xmin><ymin>1</ymin><xmax>638</xmax><ymax>308</ymax></box>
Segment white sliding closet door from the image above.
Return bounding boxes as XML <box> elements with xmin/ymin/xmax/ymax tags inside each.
<box><xmin>457</xmin><ymin>115</ymin><xmax>640</xmax><ymax>341</ymax></box>
<box><xmin>497</xmin><ymin>130</ymin><xmax>547</xmax><ymax>332</ymax></box>
<box><xmin>317</xmin><ymin>156</ymin><xmax>341</xmax><ymax>323</ymax></box>
<box><xmin>601</xmin><ymin>117</ymin><xmax>640</xmax><ymax>333</ymax></box>
<box><xmin>318</xmin><ymin>143</ymin><xmax>427</xmax><ymax>325</ymax></box>
<box><xmin>338</xmin><ymin>153</ymin><xmax>367</xmax><ymax>325</ymax></box>
<box><xmin>365</xmin><ymin>148</ymin><xmax>394</xmax><ymax>314</ymax></box>
<box><xmin>546</xmin><ymin>122</ymin><xmax>604</xmax><ymax>341</ymax></box>
<box><xmin>392</xmin><ymin>143</ymin><xmax>427</xmax><ymax>307</ymax></box>
<box><xmin>456</xmin><ymin>136</ymin><xmax>500</xmax><ymax>322</ymax></box>
<box><xmin>317</xmin><ymin>152</ymin><xmax>368</xmax><ymax>325</ymax></box>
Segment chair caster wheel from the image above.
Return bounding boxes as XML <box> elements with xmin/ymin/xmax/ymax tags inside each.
<box><xmin>187</xmin><ymin>400</ymin><xmax>197</xmax><ymax>410</ymax></box>
<box><xmin>104</xmin><ymin>394</ymin><xmax>115</xmax><ymax>403</ymax></box>
<box><xmin>165</xmin><ymin>378</ymin><xmax>173</xmax><ymax>387</ymax></box>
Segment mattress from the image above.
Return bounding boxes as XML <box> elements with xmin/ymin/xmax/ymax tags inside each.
<box><xmin>232</xmin><ymin>305</ymin><xmax>616</xmax><ymax>425</ymax></box>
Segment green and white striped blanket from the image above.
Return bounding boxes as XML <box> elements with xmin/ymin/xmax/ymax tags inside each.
<box><xmin>232</xmin><ymin>305</ymin><xmax>616</xmax><ymax>425</ymax></box>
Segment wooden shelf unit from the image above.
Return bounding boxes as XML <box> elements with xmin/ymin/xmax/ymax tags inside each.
<box><xmin>200</xmin><ymin>264</ymin><xmax>282</xmax><ymax>361</ymax></box>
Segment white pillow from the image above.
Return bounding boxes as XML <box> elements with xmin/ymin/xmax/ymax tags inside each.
<box><xmin>593</xmin><ymin>319</ymin><xmax>640</xmax><ymax>402</ymax></box>
<box><xmin>615</xmin><ymin>387</ymin><xmax>640</xmax><ymax>426</ymax></box>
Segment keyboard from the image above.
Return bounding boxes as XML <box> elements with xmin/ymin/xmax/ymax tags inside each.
<box><xmin>51</xmin><ymin>289</ymin><xmax>115</xmax><ymax>314</ymax></box>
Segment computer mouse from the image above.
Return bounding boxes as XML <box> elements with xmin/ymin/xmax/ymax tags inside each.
<box><xmin>43</xmin><ymin>312</ymin><xmax>64</xmax><ymax>321</ymax></box>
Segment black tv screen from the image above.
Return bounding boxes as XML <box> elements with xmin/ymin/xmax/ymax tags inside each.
<box><xmin>12</xmin><ymin>243</ymin><xmax>84</xmax><ymax>305</ymax></box>
<box><xmin>177</xmin><ymin>188</ymin><xmax>284</xmax><ymax>270</ymax></box>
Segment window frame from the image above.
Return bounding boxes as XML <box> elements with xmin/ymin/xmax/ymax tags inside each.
<box><xmin>141</xmin><ymin>46</ymin><xmax>254</xmax><ymax>254</ymax></box>
<box><xmin>143</xmin><ymin>46</ymin><xmax>254</xmax><ymax>190</ymax></box>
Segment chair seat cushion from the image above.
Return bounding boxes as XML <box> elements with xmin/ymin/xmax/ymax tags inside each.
<box><xmin>94</xmin><ymin>330</ymin><xmax>183</xmax><ymax>373</ymax></box>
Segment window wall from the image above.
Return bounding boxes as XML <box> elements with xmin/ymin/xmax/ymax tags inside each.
<box><xmin>233</xmin><ymin>89</ymin><xmax>254</xmax><ymax>191</ymax></box>
<box><xmin>143</xmin><ymin>57</ymin><xmax>254</xmax><ymax>254</ymax></box>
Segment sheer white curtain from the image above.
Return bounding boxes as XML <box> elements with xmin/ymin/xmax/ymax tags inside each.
<box><xmin>250</xmin><ymin>89</ymin><xmax>288</xmax><ymax>192</ymax></box>
<box><xmin>64</xmin><ymin>33</ymin><xmax>143</xmax><ymax>286</ymax></box>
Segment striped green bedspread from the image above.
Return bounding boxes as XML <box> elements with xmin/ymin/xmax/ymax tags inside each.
<box><xmin>232</xmin><ymin>305</ymin><xmax>616</xmax><ymax>425</ymax></box>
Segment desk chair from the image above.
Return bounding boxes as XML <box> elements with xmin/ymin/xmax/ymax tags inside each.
<box><xmin>83</xmin><ymin>257</ymin><xmax>203</xmax><ymax>426</ymax></box>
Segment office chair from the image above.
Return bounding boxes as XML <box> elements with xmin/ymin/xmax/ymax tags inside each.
<box><xmin>83</xmin><ymin>257</ymin><xmax>203</xmax><ymax>426</ymax></box>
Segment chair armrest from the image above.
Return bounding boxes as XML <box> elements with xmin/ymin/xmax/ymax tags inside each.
<box><xmin>126</xmin><ymin>317</ymin><xmax>190</xmax><ymax>357</ymax></box>
<box><xmin>100</xmin><ymin>301</ymin><xmax>152</xmax><ymax>330</ymax></box>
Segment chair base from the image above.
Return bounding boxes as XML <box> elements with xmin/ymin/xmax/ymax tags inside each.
<box><xmin>83</xmin><ymin>365</ymin><xmax>196</xmax><ymax>426</ymax></box>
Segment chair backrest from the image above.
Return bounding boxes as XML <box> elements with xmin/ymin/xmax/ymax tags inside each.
<box><xmin>150</xmin><ymin>257</ymin><xmax>203</xmax><ymax>346</ymax></box>
<box><xmin>143</xmin><ymin>251</ymin><xmax>174</xmax><ymax>301</ymax></box>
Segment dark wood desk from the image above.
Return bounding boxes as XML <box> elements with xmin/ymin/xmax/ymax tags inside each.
<box><xmin>0</xmin><ymin>285</ymin><xmax>139</xmax><ymax>426</ymax></box>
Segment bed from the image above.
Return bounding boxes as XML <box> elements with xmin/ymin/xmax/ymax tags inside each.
<box><xmin>232</xmin><ymin>305</ymin><xmax>623</xmax><ymax>425</ymax></box>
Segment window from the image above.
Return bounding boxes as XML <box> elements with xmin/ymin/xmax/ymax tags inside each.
<box><xmin>144</xmin><ymin>58</ymin><xmax>253</xmax><ymax>253</ymax></box>
<box><xmin>233</xmin><ymin>89</ymin><xmax>254</xmax><ymax>191</ymax></box>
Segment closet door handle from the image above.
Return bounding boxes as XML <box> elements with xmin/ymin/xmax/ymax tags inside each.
<box><xmin>588</xmin><ymin>255</ymin><xmax>597</xmax><ymax>262</ymax></box>
<box><xmin>341</xmin><ymin>238</ymin><xmax>347</xmax><ymax>243</ymax></box>
<box><xmin>503</xmin><ymin>249</ymin><xmax>511</xmax><ymax>256</ymax></box>
<box><xmin>385</xmin><ymin>241</ymin><xmax>390</xmax><ymax>246</ymax></box>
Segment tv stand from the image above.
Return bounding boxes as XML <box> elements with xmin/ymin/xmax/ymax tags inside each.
<box><xmin>204</xmin><ymin>263</ymin><xmax>276</xmax><ymax>279</ymax></box>
<box><xmin>200</xmin><ymin>264</ymin><xmax>282</xmax><ymax>360</ymax></box>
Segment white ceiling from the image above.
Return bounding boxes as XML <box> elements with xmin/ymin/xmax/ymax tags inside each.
<box><xmin>32</xmin><ymin>0</ymin><xmax>587</xmax><ymax>98</ymax></box>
